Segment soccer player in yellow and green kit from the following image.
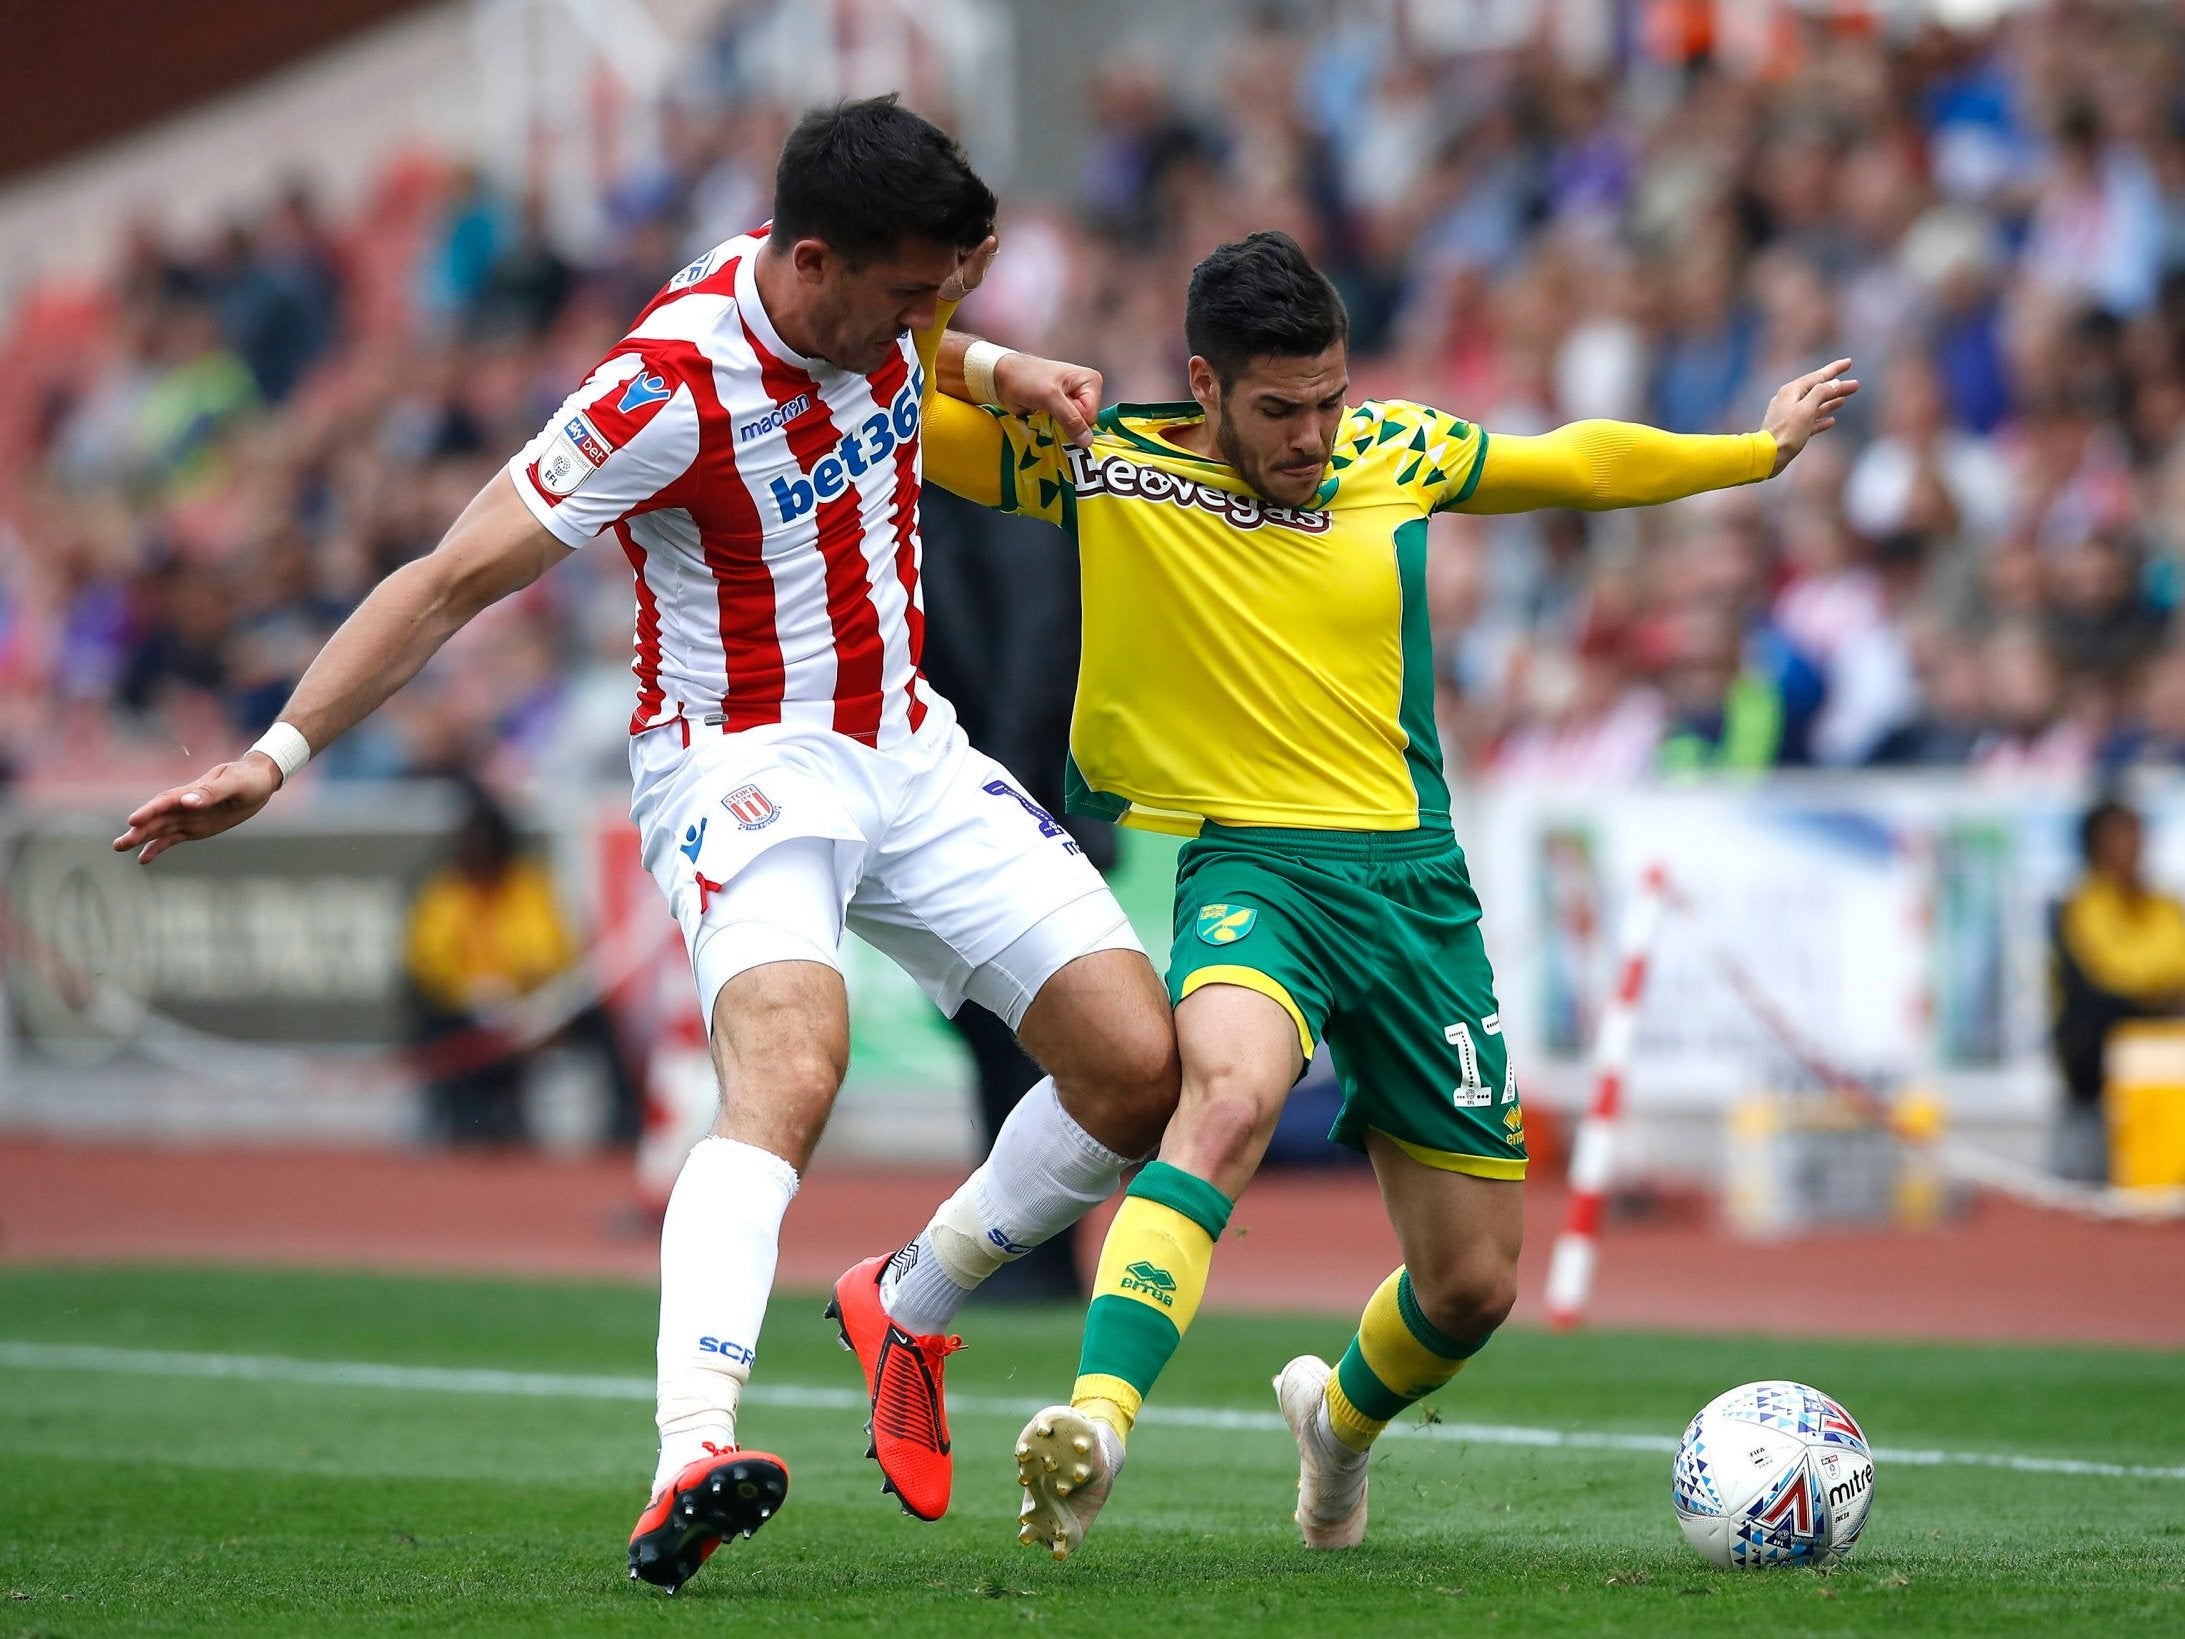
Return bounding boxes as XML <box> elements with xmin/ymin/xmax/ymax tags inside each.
<box><xmin>922</xmin><ymin>231</ymin><xmax>1855</xmax><ymax>1557</ymax></box>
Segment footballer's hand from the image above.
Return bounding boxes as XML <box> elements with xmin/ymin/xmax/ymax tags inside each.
<box><xmin>993</xmin><ymin>351</ymin><xmax>1105</xmax><ymax>449</ymax></box>
<box><xmin>1762</xmin><ymin>358</ymin><xmax>1858</xmax><ymax>476</ymax></box>
<box><xmin>112</xmin><ymin>754</ymin><xmax>284</xmax><ymax>863</ymax></box>
<box><xmin>941</xmin><ymin>234</ymin><xmax>998</xmax><ymax>304</ymax></box>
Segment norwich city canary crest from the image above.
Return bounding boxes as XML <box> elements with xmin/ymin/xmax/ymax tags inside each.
<box><xmin>1196</xmin><ymin>904</ymin><xmax>1257</xmax><ymax>945</ymax></box>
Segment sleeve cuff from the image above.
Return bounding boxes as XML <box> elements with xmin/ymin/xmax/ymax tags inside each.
<box><xmin>1745</xmin><ymin>431</ymin><xmax>1778</xmax><ymax>483</ymax></box>
<box><xmin>505</xmin><ymin>459</ymin><xmax>594</xmax><ymax>548</ymax></box>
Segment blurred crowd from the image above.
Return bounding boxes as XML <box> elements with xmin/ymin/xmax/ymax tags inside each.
<box><xmin>10</xmin><ymin>0</ymin><xmax>2185</xmax><ymax>794</ymax></box>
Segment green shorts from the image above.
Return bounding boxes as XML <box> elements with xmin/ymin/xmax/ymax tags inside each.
<box><xmin>1166</xmin><ymin>824</ymin><xmax>1525</xmax><ymax>1180</ymax></box>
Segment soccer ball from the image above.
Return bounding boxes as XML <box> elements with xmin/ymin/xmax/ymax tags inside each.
<box><xmin>1671</xmin><ymin>1380</ymin><xmax>1875</xmax><ymax>1568</ymax></box>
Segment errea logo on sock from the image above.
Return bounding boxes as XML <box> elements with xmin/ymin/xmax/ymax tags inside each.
<box><xmin>1120</xmin><ymin>1260</ymin><xmax>1178</xmax><ymax>1307</ymax></box>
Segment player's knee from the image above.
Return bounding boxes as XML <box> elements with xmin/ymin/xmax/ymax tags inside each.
<box><xmin>1170</xmin><ymin>1064</ymin><xmax>1278</xmax><ymax>1180</ymax></box>
<box><xmin>716</xmin><ymin>1034</ymin><xmax>844</xmax><ymax>1110</ymax></box>
<box><xmin>1409</xmin><ymin>1256</ymin><xmax>1517</xmax><ymax>1349</ymax></box>
<box><xmin>1057</xmin><ymin>1017</ymin><xmax>1179</xmax><ymax>1151</ymax></box>
<box><xmin>1106</xmin><ymin>1020</ymin><xmax>1182</xmax><ymax>1119</ymax></box>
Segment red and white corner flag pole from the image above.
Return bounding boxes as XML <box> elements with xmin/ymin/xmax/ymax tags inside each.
<box><xmin>1543</xmin><ymin>861</ymin><xmax>1674</xmax><ymax>1330</ymax></box>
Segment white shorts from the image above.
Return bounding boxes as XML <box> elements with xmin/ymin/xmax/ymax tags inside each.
<box><xmin>630</xmin><ymin>709</ymin><xmax>1144</xmax><ymax>1032</ymax></box>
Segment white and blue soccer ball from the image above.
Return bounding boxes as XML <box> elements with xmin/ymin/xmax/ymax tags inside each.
<box><xmin>1671</xmin><ymin>1380</ymin><xmax>1875</xmax><ymax>1569</ymax></box>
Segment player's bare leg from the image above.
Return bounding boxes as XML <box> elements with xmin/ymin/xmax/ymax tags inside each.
<box><xmin>1018</xmin><ymin>983</ymin><xmax>1295</xmax><ymax>1557</ymax></box>
<box><xmin>1280</xmin><ymin>1142</ymin><xmax>1521</xmax><ymax>1549</ymax></box>
<box><xmin>1015</xmin><ymin>947</ymin><xmax>1182</xmax><ymax>1159</ymax></box>
<box><xmin>631</xmin><ymin>959</ymin><xmax>847</xmax><ymax>1591</ymax></box>
<box><xmin>706</xmin><ymin>958</ymin><xmax>851</xmax><ymax>1168</ymax></box>
<box><xmin>1369</xmin><ymin>1136</ymin><xmax>1523</xmax><ymax>1356</ymax></box>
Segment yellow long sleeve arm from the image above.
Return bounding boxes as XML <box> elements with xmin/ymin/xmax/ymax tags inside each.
<box><xmin>1454</xmin><ymin>421</ymin><xmax>1776</xmax><ymax>515</ymax></box>
<box><xmin>922</xmin><ymin>391</ymin><xmax>1016</xmax><ymax>511</ymax></box>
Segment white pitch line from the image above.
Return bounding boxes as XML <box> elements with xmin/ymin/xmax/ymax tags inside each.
<box><xmin>3</xmin><ymin>1340</ymin><xmax>2180</xmax><ymax>1484</ymax></box>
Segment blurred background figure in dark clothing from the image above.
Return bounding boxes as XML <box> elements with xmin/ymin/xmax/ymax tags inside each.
<box><xmin>919</xmin><ymin>487</ymin><xmax>1115</xmax><ymax>1301</ymax></box>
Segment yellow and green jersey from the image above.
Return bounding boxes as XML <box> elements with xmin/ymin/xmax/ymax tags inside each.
<box><xmin>923</xmin><ymin>392</ymin><xmax>1773</xmax><ymax>836</ymax></box>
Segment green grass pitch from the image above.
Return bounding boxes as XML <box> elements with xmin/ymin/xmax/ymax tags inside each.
<box><xmin>1</xmin><ymin>1265</ymin><xmax>2180</xmax><ymax>1636</ymax></box>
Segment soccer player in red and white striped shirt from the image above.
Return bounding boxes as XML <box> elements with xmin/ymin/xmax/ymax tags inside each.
<box><xmin>115</xmin><ymin>97</ymin><xmax>1179</xmax><ymax>1593</ymax></box>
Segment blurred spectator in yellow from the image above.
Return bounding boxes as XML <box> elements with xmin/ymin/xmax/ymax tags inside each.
<box><xmin>2051</xmin><ymin>796</ymin><xmax>2185</xmax><ymax>1180</ymax></box>
<box><xmin>405</xmin><ymin>781</ymin><xmax>640</xmax><ymax>1145</ymax></box>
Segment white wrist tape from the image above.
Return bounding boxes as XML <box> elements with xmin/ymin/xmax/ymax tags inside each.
<box><xmin>249</xmin><ymin>721</ymin><xmax>312</xmax><ymax>785</ymax></box>
<box><xmin>962</xmin><ymin>338</ymin><xmax>1015</xmax><ymax>407</ymax></box>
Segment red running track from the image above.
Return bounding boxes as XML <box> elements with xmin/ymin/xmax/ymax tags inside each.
<box><xmin>0</xmin><ymin>1140</ymin><xmax>2179</xmax><ymax>1347</ymax></box>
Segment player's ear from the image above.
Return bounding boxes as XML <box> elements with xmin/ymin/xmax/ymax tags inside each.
<box><xmin>789</xmin><ymin>237</ymin><xmax>832</xmax><ymax>285</ymax></box>
<box><xmin>1187</xmin><ymin>355</ymin><xmax>1220</xmax><ymax>416</ymax></box>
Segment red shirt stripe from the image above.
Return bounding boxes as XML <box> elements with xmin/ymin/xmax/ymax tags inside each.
<box><xmin>646</xmin><ymin>324</ymin><xmax>786</xmax><ymax>730</ymax></box>
<box><xmin>743</xmin><ymin>320</ymin><xmax>887</xmax><ymax>746</ymax></box>
<box><xmin>613</xmin><ymin>520</ymin><xmax>667</xmax><ymax>727</ymax></box>
<box><xmin>865</xmin><ymin>348</ymin><xmax>928</xmax><ymax>732</ymax></box>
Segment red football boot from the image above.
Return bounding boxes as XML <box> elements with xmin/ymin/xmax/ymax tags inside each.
<box><xmin>826</xmin><ymin>1253</ymin><xmax>962</xmax><ymax>1520</ymax></box>
<box><xmin>626</xmin><ymin>1443</ymin><xmax>789</xmax><ymax>1594</ymax></box>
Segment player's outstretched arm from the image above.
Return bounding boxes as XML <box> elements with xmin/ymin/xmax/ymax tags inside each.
<box><xmin>1455</xmin><ymin>359</ymin><xmax>1858</xmax><ymax>515</ymax></box>
<box><xmin>112</xmin><ymin>475</ymin><xmax>563</xmax><ymax>863</ymax></box>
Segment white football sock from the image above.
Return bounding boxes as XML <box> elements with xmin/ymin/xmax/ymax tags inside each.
<box><xmin>653</xmin><ymin>1135</ymin><xmax>799</xmax><ymax>1492</ymax></box>
<box><xmin>880</xmin><ymin>1077</ymin><xmax>1130</xmax><ymax>1335</ymax></box>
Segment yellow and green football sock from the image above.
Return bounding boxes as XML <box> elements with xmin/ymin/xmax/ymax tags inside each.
<box><xmin>1324</xmin><ymin>1267</ymin><xmax>1488</xmax><ymax>1451</ymax></box>
<box><xmin>1070</xmin><ymin>1160</ymin><xmax>1232</xmax><ymax>1441</ymax></box>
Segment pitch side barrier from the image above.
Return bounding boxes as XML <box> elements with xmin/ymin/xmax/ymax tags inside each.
<box><xmin>0</xmin><ymin>787</ymin><xmax>664</xmax><ymax>1111</ymax></box>
<box><xmin>1544</xmin><ymin>860</ymin><xmax>2185</xmax><ymax>1330</ymax></box>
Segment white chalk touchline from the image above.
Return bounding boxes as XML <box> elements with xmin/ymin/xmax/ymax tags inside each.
<box><xmin>2</xmin><ymin>1340</ymin><xmax>2179</xmax><ymax>1484</ymax></box>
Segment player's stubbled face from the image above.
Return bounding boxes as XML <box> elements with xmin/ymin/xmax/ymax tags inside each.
<box><xmin>1210</xmin><ymin>345</ymin><xmax>1348</xmax><ymax>509</ymax></box>
<box><xmin>809</xmin><ymin>236</ymin><xmax>963</xmax><ymax>374</ymax></box>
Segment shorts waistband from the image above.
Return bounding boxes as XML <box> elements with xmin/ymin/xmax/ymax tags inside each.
<box><xmin>1197</xmin><ymin>822</ymin><xmax>1459</xmax><ymax>862</ymax></box>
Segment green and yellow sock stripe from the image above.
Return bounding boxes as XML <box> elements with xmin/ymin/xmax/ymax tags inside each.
<box><xmin>1326</xmin><ymin>1267</ymin><xmax>1486</xmax><ymax>1451</ymax></box>
<box><xmin>1072</xmin><ymin>1161</ymin><xmax>1233</xmax><ymax>1439</ymax></box>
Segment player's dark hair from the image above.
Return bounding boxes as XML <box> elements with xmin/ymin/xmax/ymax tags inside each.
<box><xmin>1185</xmin><ymin>231</ymin><xmax>1349</xmax><ymax>387</ymax></box>
<box><xmin>2079</xmin><ymin>795</ymin><xmax>2137</xmax><ymax>863</ymax></box>
<box><xmin>771</xmin><ymin>95</ymin><xmax>995</xmax><ymax>264</ymax></box>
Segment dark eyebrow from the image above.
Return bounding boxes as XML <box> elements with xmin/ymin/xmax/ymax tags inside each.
<box><xmin>1256</xmin><ymin>381</ymin><xmax>1350</xmax><ymax>412</ymax></box>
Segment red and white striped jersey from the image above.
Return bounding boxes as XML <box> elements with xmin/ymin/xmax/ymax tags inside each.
<box><xmin>508</xmin><ymin>229</ymin><xmax>944</xmax><ymax>747</ymax></box>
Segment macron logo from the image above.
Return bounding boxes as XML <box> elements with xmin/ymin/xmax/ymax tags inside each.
<box><xmin>739</xmin><ymin>395</ymin><xmax>810</xmax><ymax>442</ymax></box>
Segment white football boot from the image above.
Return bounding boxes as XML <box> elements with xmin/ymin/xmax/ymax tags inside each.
<box><xmin>1274</xmin><ymin>1354</ymin><xmax>1370</xmax><ymax>1548</ymax></box>
<box><xmin>1014</xmin><ymin>1404</ymin><xmax>1125</xmax><ymax>1560</ymax></box>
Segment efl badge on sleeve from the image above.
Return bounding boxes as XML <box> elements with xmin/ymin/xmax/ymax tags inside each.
<box><xmin>537</xmin><ymin>411</ymin><xmax>610</xmax><ymax>496</ymax></box>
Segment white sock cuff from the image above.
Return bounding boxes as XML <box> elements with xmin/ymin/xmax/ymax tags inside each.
<box><xmin>689</xmin><ymin>1134</ymin><xmax>801</xmax><ymax>1202</ymax></box>
<box><xmin>1009</xmin><ymin>1079</ymin><xmax>1132</xmax><ymax>1185</ymax></box>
